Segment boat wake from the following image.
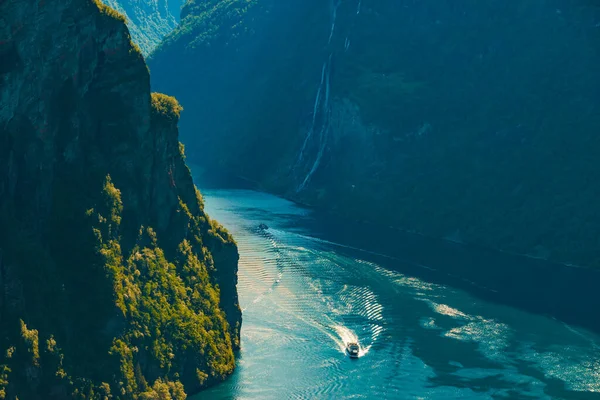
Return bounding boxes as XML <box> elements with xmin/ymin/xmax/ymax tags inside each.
<box><xmin>333</xmin><ymin>325</ymin><xmax>370</xmax><ymax>357</ymax></box>
<box><xmin>198</xmin><ymin>190</ymin><xmax>600</xmax><ymax>399</ymax></box>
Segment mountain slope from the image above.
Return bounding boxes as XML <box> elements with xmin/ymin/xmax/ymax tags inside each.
<box><xmin>149</xmin><ymin>0</ymin><xmax>600</xmax><ymax>268</ymax></box>
<box><xmin>101</xmin><ymin>0</ymin><xmax>183</xmax><ymax>55</ymax></box>
<box><xmin>0</xmin><ymin>0</ymin><xmax>240</xmax><ymax>397</ymax></box>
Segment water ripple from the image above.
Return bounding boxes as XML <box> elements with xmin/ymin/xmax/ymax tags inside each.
<box><xmin>195</xmin><ymin>189</ymin><xmax>600</xmax><ymax>400</ymax></box>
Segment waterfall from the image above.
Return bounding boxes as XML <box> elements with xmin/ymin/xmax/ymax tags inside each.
<box><xmin>297</xmin><ymin>54</ymin><xmax>333</xmax><ymax>192</ymax></box>
<box><xmin>324</xmin><ymin>53</ymin><xmax>332</xmax><ymax>108</ymax></box>
<box><xmin>328</xmin><ymin>0</ymin><xmax>341</xmax><ymax>44</ymax></box>
<box><xmin>297</xmin><ymin>123</ymin><xmax>329</xmax><ymax>191</ymax></box>
<box><xmin>313</xmin><ymin>64</ymin><xmax>327</xmax><ymax>129</ymax></box>
<box><xmin>295</xmin><ymin>0</ymin><xmax>363</xmax><ymax>192</ymax></box>
<box><xmin>296</xmin><ymin>62</ymin><xmax>327</xmax><ymax>165</ymax></box>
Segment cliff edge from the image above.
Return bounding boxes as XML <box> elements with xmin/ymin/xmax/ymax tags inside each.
<box><xmin>0</xmin><ymin>0</ymin><xmax>240</xmax><ymax>398</ymax></box>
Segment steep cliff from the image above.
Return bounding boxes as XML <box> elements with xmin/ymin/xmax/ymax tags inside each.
<box><xmin>101</xmin><ymin>0</ymin><xmax>183</xmax><ymax>55</ymax></box>
<box><xmin>150</xmin><ymin>0</ymin><xmax>600</xmax><ymax>268</ymax></box>
<box><xmin>0</xmin><ymin>0</ymin><xmax>240</xmax><ymax>398</ymax></box>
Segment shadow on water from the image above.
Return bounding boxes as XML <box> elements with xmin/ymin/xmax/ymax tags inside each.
<box><xmin>286</xmin><ymin>207</ymin><xmax>600</xmax><ymax>336</ymax></box>
<box><xmin>194</xmin><ymin>188</ymin><xmax>600</xmax><ymax>400</ymax></box>
<box><xmin>195</xmin><ymin>173</ymin><xmax>600</xmax><ymax>335</ymax></box>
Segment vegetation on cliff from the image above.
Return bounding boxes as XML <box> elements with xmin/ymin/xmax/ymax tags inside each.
<box><xmin>0</xmin><ymin>127</ymin><xmax>237</xmax><ymax>400</ymax></box>
<box><xmin>99</xmin><ymin>0</ymin><xmax>184</xmax><ymax>56</ymax></box>
<box><xmin>0</xmin><ymin>0</ymin><xmax>240</xmax><ymax>397</ymax></box>
<box><xmin>94</xmin><ymin>0</ymin><xmax>127</xmax><ymax>23</ymax></box>
<box><xmin>151</xmin><ymin>93</ymin><xmax>183</xmax><ymax>120</ymax></box>
<box><xmin>152</xmin><ymin>0</ymin><xmax>258</xmax><ymax>56</ymax></box>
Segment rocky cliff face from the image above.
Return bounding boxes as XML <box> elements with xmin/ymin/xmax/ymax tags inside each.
<box><xmin>101</xmin><ymin>0</ymin><xmax>183</xmax><ymax>55</ymax></box>
<box><xmin>0</xmin><ymin>0</ymin><xmax>240</xmax><ymax>398</ymax></box>
<box><xmin>150</xmin><ymin>0</ymin><xmax>600</xmax><ymax>268</ymax></box>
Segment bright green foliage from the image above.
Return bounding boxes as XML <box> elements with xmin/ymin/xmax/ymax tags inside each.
<box><xmin>179</xmin><ymin>142</ymin><xmax>186</xmax><ymax>160</ymax></box>
<box><xmin>45</xmin><ymin>336</ymin><xmax>68</xmax><ymax>380</ymax></box>
<box><xmin>19</xmin><ymin>321</ymin><xmax>40</xmax><ymax>367</ymax></box>
<box><xmin>208</xmin><ymin>218</ymin><xmax>233</xmax><ymax>246</ymax></box>
<box><xmin>92</xmin><ymin>176</ymin><xmax>234</xmax><ymax>397</ymax></box>
<box><xmin>152</xmin><ymin>0</ymin><xmax>258</xmax><ymax>55</ymax></box>
<box><xmin>130</xmin><ymin>41</ymin><xmax>144</xmax><ymax>58</ymax></box>
<box><xmin>0</xmin><ymin>0</ymin><xmax>238</xmax><ymax>394</ymax></box>
<box><xmin>194</xmin><ymin>187</ymin><xmax>205</xmax><ymax>209</ymax></box>
<box><xmin>0</xmin><ymin>173</ymin><xmax>236</xmax><ymax>398</ymax></box>
<box><xmin>140</xmin><ymin>378</ymin><xmax>186</xmax><ymax>400</ymax></box>
<box><xmin>0</xmin><ymin>364</ymin><xmax>9</xmax><ymax>400</ymax></box>
<box><xmin>102</xmin><ymin>175</ymin><xmax>123</xmax><ymax>231</ymax></box>
<box><xmin>99</xmin><ymin>0</ymin><xmax>182</xmax><ymax>56</ymax></box>
<box><xmin>92</xmin><ymin>0</ymin><xmax>127</xmax><ymax>23</ymax></box>
<box><xmin>151</xmin><ymin>93</ymin><xmax>183</xmax><ymax>120</ymax></box>
<box><xmin>90</xmin><ymin>0</ymin><xmax>145</xmax><ymax>61</ymax></box>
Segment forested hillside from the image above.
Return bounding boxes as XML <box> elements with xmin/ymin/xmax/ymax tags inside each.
<box><xmin>150</xmin><ymin>1</ymin><xmax>600</xmax><ymax>268</ymax></box>
<box><xmin>0</xmin><ymin>0</ymin><xmax>240</xmax><ymax>397</ymax></box>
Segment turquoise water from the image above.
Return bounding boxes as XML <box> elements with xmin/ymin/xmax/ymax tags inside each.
<box><xmin>196</xmin><ymin>189</ymin><xmax>600</xmax><ymax>400</ymax></box>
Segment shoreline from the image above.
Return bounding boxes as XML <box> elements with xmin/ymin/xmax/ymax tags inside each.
<box><xmin>194</xmin><ymin>171</ymin><xmax>600</xmax><ymax>335</ymax></box>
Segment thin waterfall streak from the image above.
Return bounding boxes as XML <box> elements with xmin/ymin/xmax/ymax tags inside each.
<box><xmin>328</xmin><ymin>22</ymin><xmax>336</xmax><ymax>44</ymax></box>
<box><xmin>296</xmin><ymin>62</ymin><xmax>327</xmax><ymax>166</ymax></box>
<box><xmin>295</xmin><ymin>1</ymin><xmax>347</xmax><ymax>192</ymax></box>
<box><xmin>298</xmin><ymin>123</ymin><xmax>328</xmax><ymax>192</ymax></box>
<box><xmin>328</xmin><ymin>0</ymin><xmax>340</xmax><ymax>44</ymax></box>
<box><xmin>312</xmin><ymin>64</ymin><xmax>327</xmax><ymax>127</ymax></box>
<box><xmin>324</xmin><ymin>55</ymin><xmax>332</xmax><ymax>109</ymax></box>
<box><xmin>298</xmin><ymin>63</ymin><xmax>332</xmax><ymax>192</ymax></box>
<box><xmin>297</xmin><ymin>54</ymin><xmax>332</xmax><ymax>191</ymax></box>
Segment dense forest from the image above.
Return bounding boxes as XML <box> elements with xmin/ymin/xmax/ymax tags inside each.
<box><xmin>0</xmin><ymin>0</ymin><xmax>240</xmax><ymax>398</ymax></box>
<box><xmin>150</xmin><ymin>0</ymin><xmax>600</xmax><ymax>268</ymax></box>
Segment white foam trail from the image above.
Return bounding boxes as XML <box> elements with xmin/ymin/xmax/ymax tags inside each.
<box><xmin>333</xmin><ymin>325</ymin><xmax>370</xmax><ymax>357</ymax></box>
<box><xmin>424</xmin><ymin>300</ymin><xmax>470</xmax><ymax>320</ymax></box>
<box><xmin>254</xmin><ymin>284</ymin><xmax>367</xmax><ymax>359</ymax></box>
<box><xmin>357</xmin><ymin>0</ymin><xmax>362</xmax><ymax>14</ymax></box>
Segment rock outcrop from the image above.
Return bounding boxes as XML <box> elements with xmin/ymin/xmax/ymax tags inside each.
<box><xmin>0</xmin><ymin>0</ymin><xmax>240</xmax><ymax>398</ymax></box>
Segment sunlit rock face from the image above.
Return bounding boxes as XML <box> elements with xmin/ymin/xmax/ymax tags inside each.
<box><xmin>150</xmin><ymin>0</ymin><xmax>600</xmax><ymax>268</ymax></box>
<box><xmin>101</xmin><ymin>0</ymin><xmax>184</xmax><ymax>55</ymax></box>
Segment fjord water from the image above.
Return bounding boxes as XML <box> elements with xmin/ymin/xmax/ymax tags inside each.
<box><xmin>197</xmin><ymin>189</ymin><xmax>600</xmax><ymax>399</ymax></box>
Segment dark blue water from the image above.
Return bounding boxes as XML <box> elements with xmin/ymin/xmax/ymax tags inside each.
<box><xmin>195</xmin><ymin>189</ymin><xmax>600</xmax><ymax>400</ymax></box>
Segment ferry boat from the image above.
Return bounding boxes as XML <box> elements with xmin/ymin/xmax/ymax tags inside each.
<box><xmin>346</xmin><ymin>342</ymin><xmax>360</xmax><ymax>358</ymax></box>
